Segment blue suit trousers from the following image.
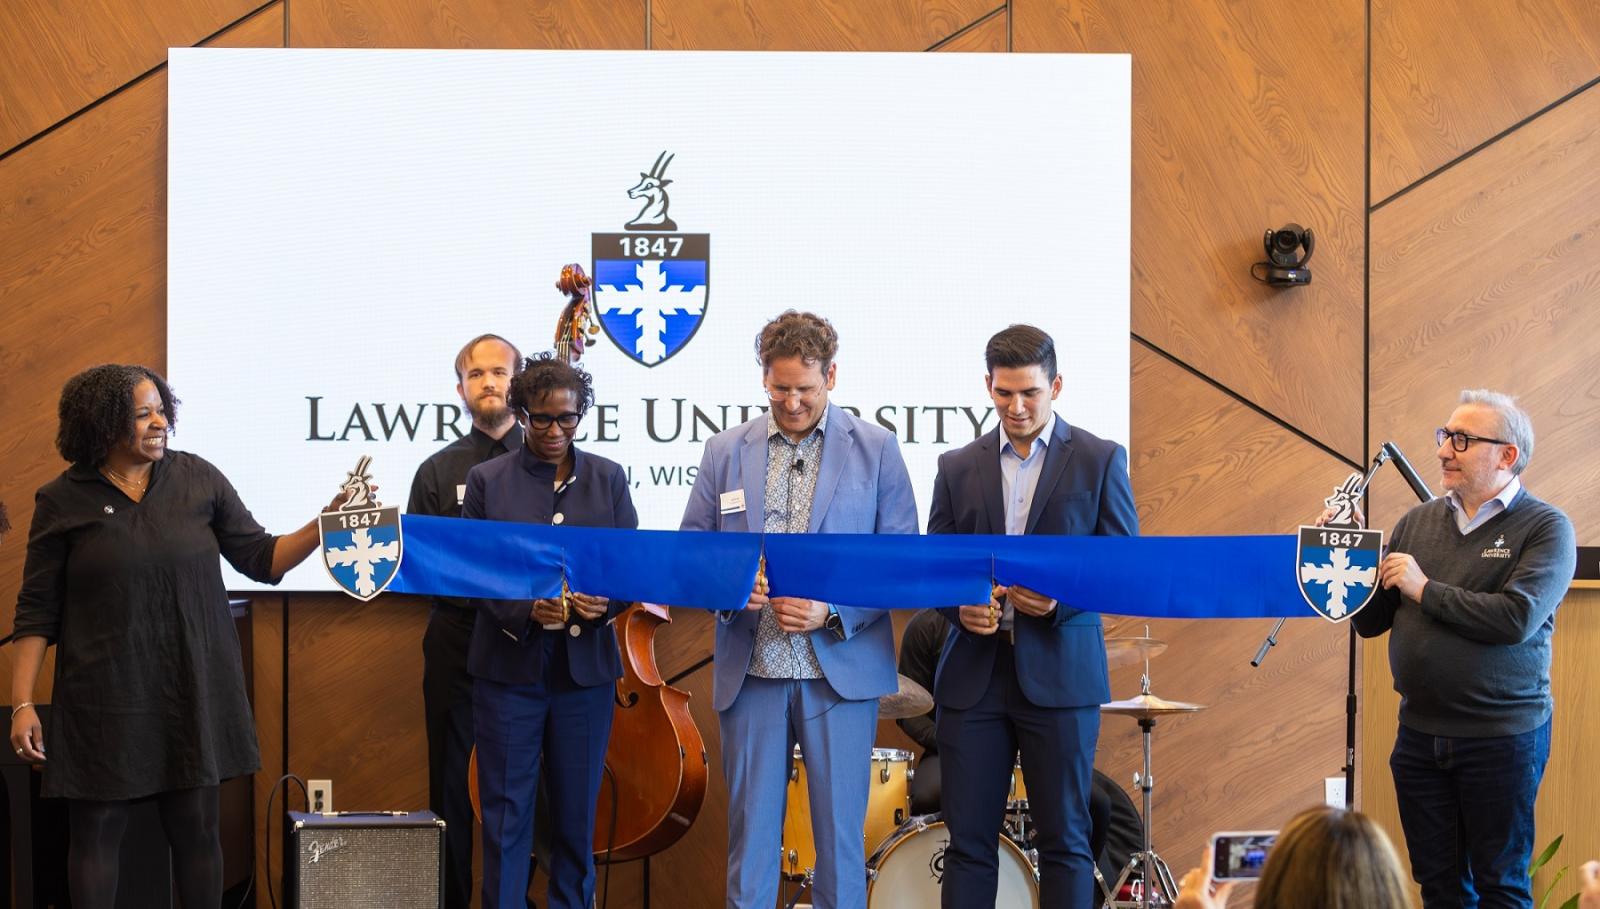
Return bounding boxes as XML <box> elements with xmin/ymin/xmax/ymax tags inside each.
<box><xmin>473</xmin><ymin>637</ymin><xmax>613</xmax><ymax>909</ymax></box>
<box><xmin>720</xmin><ymin>677</ymin><xmax>878</xmax><ymax>909</ymax></box>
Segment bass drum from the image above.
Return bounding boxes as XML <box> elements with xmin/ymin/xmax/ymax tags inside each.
<box><xmin>866</xmin><ymin>817</ymin><xmax>1037</xmax><ymax>908</ymax></box>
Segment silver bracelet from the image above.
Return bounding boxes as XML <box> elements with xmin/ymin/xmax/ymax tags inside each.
<box><xmin>12</xmin><ymin>701</ymin><xmax>35</xmax><ymax>717</ymax></box>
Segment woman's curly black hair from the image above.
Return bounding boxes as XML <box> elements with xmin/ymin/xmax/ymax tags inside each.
<box><xmin>55</xmin><ymin>364</ymin><xmax>179</xmax><ymax>467</ymax></box>
<box><xmin>508</xmin><ymin>353</ymin><xmax>594</xmax><ymax>418</ymax></box>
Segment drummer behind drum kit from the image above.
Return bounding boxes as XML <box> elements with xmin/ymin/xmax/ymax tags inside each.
<box><xmin>778</xmin><ymin>628</ymin><xmax>1201</xmax><ymax>909</ymax></box>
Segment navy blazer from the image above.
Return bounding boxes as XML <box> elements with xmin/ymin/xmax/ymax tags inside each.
<box><xmin>680</xmin><ymin>403</ymin><xmax>919</xmax><ymax>711</ymax></box>
<box><xmin>929</xmin><ymin>418</ymin><xmax>1138</xmax><ymax>710</ymax></box>
<box><xmin>463</xmin><ymin>444</ymin><xmax>636</xmax><ymax>687</ymax></box>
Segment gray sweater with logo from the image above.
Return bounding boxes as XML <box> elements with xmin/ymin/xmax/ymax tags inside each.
<box><xmin>1353</xmin><ymin>488</ymin><xmax>1576</xmax><ymax>738</ymax></box>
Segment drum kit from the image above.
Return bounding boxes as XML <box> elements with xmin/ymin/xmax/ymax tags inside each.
<box><xmin>779</xmin><ymin>630</ymin><xmax>1201</xmax><ymax>908</ymax></box>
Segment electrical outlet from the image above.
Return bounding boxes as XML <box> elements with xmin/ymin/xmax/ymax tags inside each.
<box><xmin>1324</xmin><ymin>776</ymin><xmax>1346</xmax><ymax>808</ymax></box>
<box><xmin>309</xmin><ymin>779</ymin><xmax>333</xmax><ymax>814</ymax></box>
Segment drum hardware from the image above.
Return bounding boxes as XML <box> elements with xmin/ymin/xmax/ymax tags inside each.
<box><xmin>780</xmin><ymin>866</ymin><xmax>813</xmax><ymax>909</ymax></box>
<box><xmin>1100</xmin><ymin>628</ymin><xmax>1203</xmax><ymax>909</ymax></box>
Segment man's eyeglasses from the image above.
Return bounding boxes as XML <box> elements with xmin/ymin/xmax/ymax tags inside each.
<box><xmin>526</xmin><ymin>412</ymin><xmax>582</xmax><ymax>430</ymax></box>
<box><xmin>764</xmin><ymin>386</ymin><xmax>821</xmax><ymax>404</ymax></box>
<box><xmin>1435</xmin><ymin>428</ymin><xmax>1508</xmax><ymax>452</ymax></box>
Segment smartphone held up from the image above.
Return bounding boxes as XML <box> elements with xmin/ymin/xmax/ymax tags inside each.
<box><xmin>1211</xmin><ymin>831</ymin><xmax>1277</xmax><ymax>881</ymax></box>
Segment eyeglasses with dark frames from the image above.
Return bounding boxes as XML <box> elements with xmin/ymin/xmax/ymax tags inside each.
<box><xmin>1435</xmin><ymin>427</ymin><xmax>1508</xmax><ymax>452</ymax></box>
<box><xmin>526</xmin><ymin>412</ymin><xmax>583</xmax><ymax>430</ymax></box>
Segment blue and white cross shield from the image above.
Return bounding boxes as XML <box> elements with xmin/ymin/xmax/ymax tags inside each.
<box><xmin>1296</xmin><ymin>525</ymin><xmax>1383</xmax><ymax>622</ymax></box>
<box><xmin>591</xmin><ymin>233</ymin><xmax>709</xmax><ymax>367</ymax></box>
<box><xmin>319</xmin><ymin>505</ymin><xmax>403</xmax><ymax>601</ymax></box>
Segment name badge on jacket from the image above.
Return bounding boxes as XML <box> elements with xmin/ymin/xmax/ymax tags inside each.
<box><xmin>720</xmin><ymin>490</ymin><xmax>746</xmax><ymax>515</ymax></box>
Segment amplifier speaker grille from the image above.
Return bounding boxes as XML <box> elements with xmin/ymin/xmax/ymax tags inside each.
<box><xmin>288</xmin><ymin>811</ymin><xmax>443</xmax><ymax>909</ymax></box>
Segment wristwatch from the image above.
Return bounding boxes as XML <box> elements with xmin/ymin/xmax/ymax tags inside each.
<box><xmin>824</xmin><ymin>605</ymin><xmax>845</xmax><ymax>639</ymax></box>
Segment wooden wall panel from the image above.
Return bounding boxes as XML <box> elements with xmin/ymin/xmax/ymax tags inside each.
<box><xmin>1368</xmin><ymin>82</ymin><xmax>1600</xmax><ymax>539</ymax></box>
<box><xmin>1370</xmin><ymin>0</ymin><xmax>1600</xmax><ymax>203</ymax></box>
<box><xmin>283</xmin><ymin>594</ymin><xmax>429</xmax><ymax>809</ymax></box>
<box><xmin>0</xmin><ymin>0</ymin><xmax>266</xmax><ymax>152</ymax></box>
<box><xmin>289</xmin><ymin>0</ymin><xmax>645</xmax><ymax>49</ymax></box>
<box><xmin>1016</xmin><ymin>0</ymin><xmax>1368</xmax><ymax>461</ymax></box>
<box><xmin>1121</xmin><ymin>342</ymin><xmax>1355</xmax><ymax>877</ymax></box>
<box><xmin>933</xmin><ymin>8</ymin><xmax>1007</xmax><ymax>53</ymax></box>
<box><xmin>651</xmin><ymin>0</ymin><xmax>997</xmax><ymax>50</ymax></box>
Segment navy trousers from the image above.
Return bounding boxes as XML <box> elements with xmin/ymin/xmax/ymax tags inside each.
<box><xmin>473</xmin><ymin>637</ymin><xmax>614</xmax><ymax>909</ymax></box>
<box><xmin>938</xmin><ymin>642</ymin><xmax>1099</xmax><ymax>909</ymax></box>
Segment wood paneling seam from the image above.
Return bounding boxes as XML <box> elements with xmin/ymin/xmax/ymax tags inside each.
<box><xmin>1371</xmin><ymin>75</ymin><xmax>1600</xmax><ymax>213</ymax></box>
<box><xmin>1362</xmin><ymin>0</ymin><xmax>1372</xmax><ymax>491</ymax></box>
<box><xmin>0</xmin><ymin>0</ymin><xmax>283</xmax><ymax>164</ymax></box>
<box><xmin>666</xmin><ymin>653</ymin><xmax>715</xmax><ymax>687</ymax></box>
<box><xmin>1133</xmin><ymin>333</ymin><xmax>1363</xmax><ymax>471</ymax></box>
<box><xmin>925</xmin><ymin>5</ymin><xmax>1006</xmax><ymax>52</ymax></box>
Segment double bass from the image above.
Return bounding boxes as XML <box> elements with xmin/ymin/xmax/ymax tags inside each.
<box><xmin>553</xmin><ymin>264</ymin><xmax>709</xmax><ymax>860</ymax></box>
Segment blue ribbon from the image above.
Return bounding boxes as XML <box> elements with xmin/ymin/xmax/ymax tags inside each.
<box><xmin>389</xmin><ymin>515</ymin><xmax>1308</xmax><ymax>619</ymax></box>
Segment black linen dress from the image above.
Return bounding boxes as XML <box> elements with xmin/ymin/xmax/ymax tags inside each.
<box><xmin>13</xmin><ymin>451</ymin><xmax>276</xmax><ymax>800</ymax></box>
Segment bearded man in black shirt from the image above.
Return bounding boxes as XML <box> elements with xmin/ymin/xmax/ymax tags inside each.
<box><xmin>407</xmin><ymin>334</ymin><xmax>523</xmax><ymax>909</ymax></box>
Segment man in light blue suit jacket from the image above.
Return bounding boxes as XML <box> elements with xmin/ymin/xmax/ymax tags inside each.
<box><xmin>931</xmin><ymin>325</ymin><xmax>1138</xmax><ymax>909</ymax></box>
<box><xmin>681</xmin><ymin>311</ymin><xmax>917</xmax><ymax>909</ymax></box>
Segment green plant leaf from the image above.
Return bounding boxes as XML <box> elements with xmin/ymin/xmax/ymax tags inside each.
<box><xmin>1537</xmin><ymin>866</ymin><xmax>1568</xmax><ymax>909</ymax></box>
<box><xmin>1556</xmin><ymin>895</ymin><xmax>1579</xmax><ymax>909</ymax></box>
<box><xmin>1531</xmin><ymin>834</ymin><xmax>1565</xmax><ymax>876</ymax></box>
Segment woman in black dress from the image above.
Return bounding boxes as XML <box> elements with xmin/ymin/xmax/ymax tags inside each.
<box><xmin>9</xmin><ymin>364</ymin><xmax>345</xmax><ymax>908</ymax></box>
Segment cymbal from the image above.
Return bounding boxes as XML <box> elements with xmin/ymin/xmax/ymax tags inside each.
<box><xmin>1105</xmin><ymin>635</ymin><xmax>1167</xmax><ymax>669</ymax></box>
<box><xmin>878</xmin><ymin>673</ymin><xmax>934</xmax><ymax>720</ymax></box>
<box><xmin>1100</xmin><ymin>693</ymin><xmax>1205</xmax><ymax>718</ymax></box>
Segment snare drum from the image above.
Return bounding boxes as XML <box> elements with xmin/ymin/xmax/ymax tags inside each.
<box><xmin>781</xmin><ymin>746</ymin><xmax>915</xmax><ymax>879</ymax></box>
<box><xmin>866</xmin><ymin>817</ymin><xmax>1038</xmax><ymax>908</ymax></box>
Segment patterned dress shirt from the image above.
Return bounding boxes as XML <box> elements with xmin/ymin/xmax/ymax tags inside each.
<box><xmin>748</xmin><ymin>409</ymin><xmax>828</xmax><ymax>679</ymax></box>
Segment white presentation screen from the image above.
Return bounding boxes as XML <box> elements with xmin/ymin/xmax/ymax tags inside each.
<box><xmin>167</xmin><ymin>48</ymin><xmax>1130</xmax><ymax>591</ymax></box>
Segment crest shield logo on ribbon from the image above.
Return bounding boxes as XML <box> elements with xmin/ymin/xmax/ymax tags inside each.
<box><xmin>1296</xmin><ymin>525</ymin><xmax>1383</xmax><ymax>622</ymax></box>
<box><xmin>319</xmin><ymin>456</ymin><xmax>403</xmax><ymax>601</ymax></box>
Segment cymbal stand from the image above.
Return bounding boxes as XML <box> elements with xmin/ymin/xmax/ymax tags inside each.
<box><xmin>1104</xmin><ymin>662</ymin><xmax>1179</xmax><ymax>908</ymax></box>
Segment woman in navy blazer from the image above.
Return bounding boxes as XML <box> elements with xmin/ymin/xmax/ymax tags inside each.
<box><xmin>463</xmin><ymin>354</ymin><xmax>636</xmax><ymax>909</ymax></box>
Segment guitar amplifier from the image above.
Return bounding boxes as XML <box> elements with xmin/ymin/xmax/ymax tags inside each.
<box><xmin>287</xmin><ymin>810</ymin><xmax>445</xmax><ymax>908</ymax></box>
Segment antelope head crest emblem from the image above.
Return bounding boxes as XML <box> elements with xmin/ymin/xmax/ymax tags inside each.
<box><xmin>625</xmin><ymin>151</ymin><xmax>678</xmax><ymax>232</ymax></box>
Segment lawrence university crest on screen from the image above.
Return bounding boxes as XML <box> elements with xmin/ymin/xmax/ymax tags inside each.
<box><xmin>592</xmin><ymin>151</ymin><xmax>710</xmax><ymax>366</ymax></box>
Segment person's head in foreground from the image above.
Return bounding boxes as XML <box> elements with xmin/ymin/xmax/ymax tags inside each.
<box><xmin>1176</xmin><ymin>805</ymin><xmax>1410</xmax><ymax>909</ymax></box>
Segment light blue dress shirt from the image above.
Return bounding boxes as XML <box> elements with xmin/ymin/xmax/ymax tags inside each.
<box><xmin>998</xmin><ymin>412</ymin><xmax>1057</xmax><ymax>630</ymax></box>
<box><xmin>1447</xmin><ymin>475</ymin><xmax>1521</xmax><ymax>535</ymax></box>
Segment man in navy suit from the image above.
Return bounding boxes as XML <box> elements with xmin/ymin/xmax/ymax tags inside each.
<box><xmin>930</xmin><ymin>324</ymin><xmax>1138</xmax><ymax>909</ymax></box>
<box><xmin>681</xmin><ymin>311</ymin><xmax>918</xmax><ymax>909</ymax></box>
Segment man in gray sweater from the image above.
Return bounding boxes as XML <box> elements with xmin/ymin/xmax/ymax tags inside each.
<box><xmin>1352</xmin><ymin>389</ymin><xmax>1575</xmax><ymax>909</ymax></box>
